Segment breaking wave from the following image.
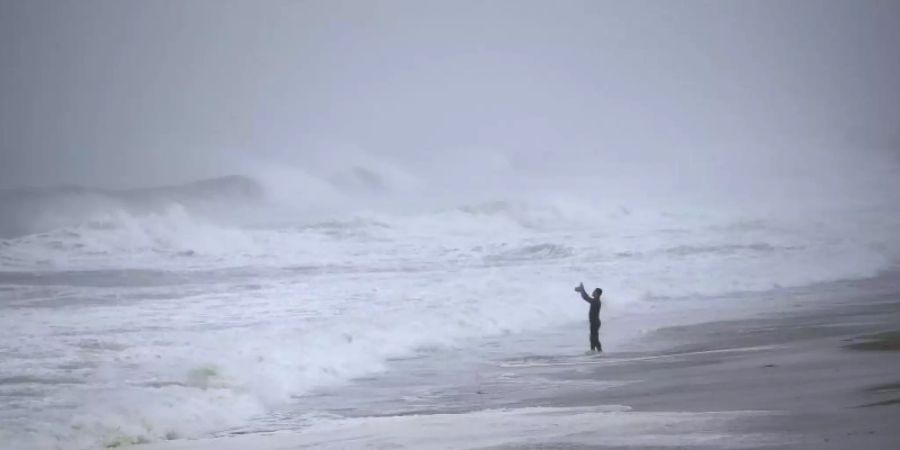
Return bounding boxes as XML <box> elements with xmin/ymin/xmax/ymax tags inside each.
<box><xmin>2</xmin><ymin>171</ymin><xmax>900</xmax><ymax>450</ymax></box>
<box><xmin>0</xmin><ymin>175</ymin><xmax>263</xmax><ymax>239</ymax></box>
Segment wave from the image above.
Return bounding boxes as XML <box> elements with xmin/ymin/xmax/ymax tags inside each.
<box><xmin>484</xmin><ymin>243</ymin><xmax>574</xmax><ymax>262</ymax></box>
<box><xmin>3</xmin><ymin>184</ymin><xmax>899</xmax><ymax>276</ymax></box>
<box><xmin>662</xmin><ymin>243</ymin><xmax>786</xmax><ymax>256</ymax></box>
<box><xmin>3</xmin><ymin>188</ymin><xmax>900</xmax><ymax>449</ymax></box>
<box><xmin>2</xmin><ymin>175</ymin><xmax>262</xmax><ymax>204</ymax></box>
<box><xmin>0</xmin><ymin>176</ymin><xmax>264</xmax><ymax>239</ymax></box>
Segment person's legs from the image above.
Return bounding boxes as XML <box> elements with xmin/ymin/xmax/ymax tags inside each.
<box><xmin>588</xmin><ymin>325</ymin><xmax>595</xmax><ymax>350</ymax></box>
<box><xmin>596</xmin><ymin>320</ymin><xmax>602</xmax><ymax>352</ymax></box>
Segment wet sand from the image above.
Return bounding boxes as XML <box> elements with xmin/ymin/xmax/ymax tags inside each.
<box><xmin>135</xmin><ymin>273</ymin><xmax>900</xmax><ymax>449</ymax></box>
<box><xmin>531</xmin><ymin>274</ymin><xmax>900</xmax><ymax>449</ymax></box>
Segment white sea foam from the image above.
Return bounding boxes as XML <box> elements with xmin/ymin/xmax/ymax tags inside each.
<box><xmin>0</xmin><ymin>169</ymin><xmax>898</xmax><ymax>450</ymax></box>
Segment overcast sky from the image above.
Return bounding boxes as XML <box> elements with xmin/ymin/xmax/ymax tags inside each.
<box><xmin>1</xmin><ymin>0</ymin><xmax>899</xmax><ymax>188</ymax></box>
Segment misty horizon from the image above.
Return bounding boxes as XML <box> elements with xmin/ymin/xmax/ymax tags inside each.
<box><xmin>2</xmin><ymin>0</ymin><xmax>899</xmax><ymax>192</ymax></box>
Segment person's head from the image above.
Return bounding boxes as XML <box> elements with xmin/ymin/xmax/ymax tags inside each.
<box><xmin>592</xmin><ymin>288</ymin><xmax>603</xmax><ymax>299</ymax></box>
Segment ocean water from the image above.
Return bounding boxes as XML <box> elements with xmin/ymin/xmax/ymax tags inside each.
<box><xmin>1</xmin><ymin>174</ymin><xmax>898</xmax><ymax>450</ymax></box>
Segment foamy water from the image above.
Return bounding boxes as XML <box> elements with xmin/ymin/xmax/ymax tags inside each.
<box><xmin>1</xmin><ymin>175</ymin><xmax>898</xmax><ymax>450</ymax></box>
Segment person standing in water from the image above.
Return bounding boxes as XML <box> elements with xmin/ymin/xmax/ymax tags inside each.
<box><xmin>574</xmin><ymin>282</ymin><xmax>603</xmax><ymax>352</ymax></box>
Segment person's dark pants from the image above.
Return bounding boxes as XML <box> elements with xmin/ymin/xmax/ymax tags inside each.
<box><xmin>589</xmin><ymin>320</ymin><xmax>602</xmax><ymax>351</ymax></box>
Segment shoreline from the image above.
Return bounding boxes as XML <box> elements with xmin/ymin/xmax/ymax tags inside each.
<box><xmin>133</xmin><ymin>272</ymin><xmax>900</xmax><ymax>449</ymax></box>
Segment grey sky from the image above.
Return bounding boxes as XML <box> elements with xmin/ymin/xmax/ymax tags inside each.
<box><xmin>1</xmin><ymin>0</ymin><xmax>899</xmax><ymax>188</ymax></box>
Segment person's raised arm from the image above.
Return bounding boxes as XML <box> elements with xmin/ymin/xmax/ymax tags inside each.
<box><xmin>574</xmin><ymin>282</ymin><xmax>592</xmax><ymax>303</ymax></box>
